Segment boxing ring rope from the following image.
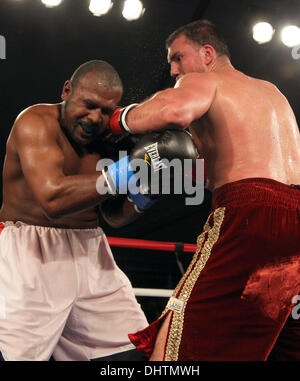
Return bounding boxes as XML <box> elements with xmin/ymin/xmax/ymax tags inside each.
<box><xmin>107</xmin><ymin>237</ymin><xmax>197</xmax><ymax>298</ymax></box>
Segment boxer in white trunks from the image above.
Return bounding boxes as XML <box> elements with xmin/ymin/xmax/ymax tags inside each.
<box><xmin>0</xmin><ymin>60</ymin><xmax>149</xmax><ymax>361</ymax></box>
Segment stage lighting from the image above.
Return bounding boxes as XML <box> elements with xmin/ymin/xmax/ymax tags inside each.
<box><xmin>41</xmin><ymin>0</ymin><xmax>62</xmax><ymax>7</ymax></box>
<box><xmin>252</xmin><ymin>22</ymin><xmax>274</xmax><ymax>44</ymax></box>
<box><xmin>89</xmin><ymin>0</ymin><xmax>113</xmax><ymax>17</ymax></box>
<box><xmin>281</xmin><ymin>25</ymin><xmax>300</xmax><ymax>47</ymax></box>
<box><xmin>122</xmin><ymin>0</ymin><xmax>145</xmax><ymax>21</ymax></box>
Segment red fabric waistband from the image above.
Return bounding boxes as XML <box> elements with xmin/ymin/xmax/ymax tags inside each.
<box><xmin>212</xmin><ymin>178</ymin><xmax>300</xmax><ymax>209</ymax></box>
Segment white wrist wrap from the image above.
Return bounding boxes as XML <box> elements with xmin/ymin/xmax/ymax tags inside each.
<box><xmin>120</xmin><ymin>104</ymin><xmax>138</xmax><ymax>133</ymax></box>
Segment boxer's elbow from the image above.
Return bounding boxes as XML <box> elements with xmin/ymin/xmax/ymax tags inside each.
<box><xmin>37</xmin><ymin>187</ymin><xmax>67</xmax><ymax>220</ymax></box>
<box><xmin>42</xmin><ymin>197</ymin><xmax>75</xmax><ymax>220</ymax></box>
<box><xmin>42</xmin><ymin>200</ymin><xmax>64</xmax><ymax>220</ymax></box>
<box><xmin>161</xmin><ymin>103</ymin><xmax>193</xmax><ymax>130</ymax></box>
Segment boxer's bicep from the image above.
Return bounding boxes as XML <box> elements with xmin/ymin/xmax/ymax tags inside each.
<box><xmin>174</xmin><ymin>73</ymin><xmax>217</xmax><ymax>120</ymax></box>
<box><xmin>14</xmin><ymin>114</ymin><xmax>65</xmax><ymax>209</ymax></box>
<box><xmin>126</xmin><ymin>74</ymin><xmax>216</xmax><ymax>132</ymax></box>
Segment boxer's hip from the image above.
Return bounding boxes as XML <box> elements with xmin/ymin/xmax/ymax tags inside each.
<box><xmin>166</xmin><ymin>178</ymin><xmax>300</xmax><ymax>360</ymax></box>
<box><xmin>212</xmin><ymin>177</ymin><xmax>300</xmax><ymax>210</ymax></box>
<box><xmin>0</xmin><ymin>221</ymin><xmax>127</xmax><ymax>300</ymax></box>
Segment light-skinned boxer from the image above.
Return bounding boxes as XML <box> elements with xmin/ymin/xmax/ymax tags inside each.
<box><xmin>108</xmin><ymin>20</ymin><xmax>300</xmax><ymax>361</ymax></box>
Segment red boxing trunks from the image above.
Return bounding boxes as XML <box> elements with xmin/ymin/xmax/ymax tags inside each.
<box><xmin>129</xmin><ymin>178</ymin><xmax>300</xmax><ymax>360</ymax></box>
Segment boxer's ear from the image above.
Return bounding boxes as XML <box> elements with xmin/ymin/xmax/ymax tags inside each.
<box><xmin>200</xmin><ymin>44</ymin><xmax>216</xmax><ymax>66</ymax></box>
<box><xmin>61</xmin><ymin>80</ymin><xmax>73</xmax><ymax>101</ymax></box>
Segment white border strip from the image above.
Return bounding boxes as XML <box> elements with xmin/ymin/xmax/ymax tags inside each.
<box><xmin>133</xmin><ymin>288</ymin><xmax>173</xmax><ymax>297</ymax></box>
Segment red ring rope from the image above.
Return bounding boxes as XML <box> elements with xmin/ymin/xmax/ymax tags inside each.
<box><xmin>107</xmin><ymin>237</ymin><xmax>196</xmax><ymax>253</ymax></box>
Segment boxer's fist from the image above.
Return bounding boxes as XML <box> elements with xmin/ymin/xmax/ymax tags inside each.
<box><xmin>130</xmin><ymin>129</ymin><xmax>197</xmax><ymax>192</ymax></box>
<box><xmin>103</xmin><ymin>129</ymin><xmax>198</xmax><ymax>212</ymax></box>
<box><xmin>95</xmin><ymin>129</ymin><xmax>141</xmax><ymax>161</ymax></box>
<box><xmin>108</xmin><ymin>104</ymin><xmax>138</xmax><ymax>135</ymax></box>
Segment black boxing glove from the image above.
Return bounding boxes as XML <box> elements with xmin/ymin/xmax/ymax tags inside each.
<box><xmin>94</xmin><ymin>129</ymin><xmax>141</xmax><ymax>161</ymax></box>
<box><xmin>103</xmin><ymin>129</ymin><xmax>198</xmax><ymax>212</ymax></box>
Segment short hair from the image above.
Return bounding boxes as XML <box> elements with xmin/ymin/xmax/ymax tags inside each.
<box><xmin>166</xmin><ymin>20</ymin><xmax>230</xmax><ymax>58</ymax></box>
<box><xmin>70</xmin><ymin>60</ymin><xmax>123</xmax><ymax>90</ymax></box>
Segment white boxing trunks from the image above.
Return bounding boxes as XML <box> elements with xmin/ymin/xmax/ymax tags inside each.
<box><xmin>0</xmin><ymin>221</ymin><xmax>148</xmax><ymax>361</ymax></box>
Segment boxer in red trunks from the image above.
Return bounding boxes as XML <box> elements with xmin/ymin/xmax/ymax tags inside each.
<box><xmin>108</xmin><ymin>20</ymin><xmax>300</xmax><ymax>360</ymax></box>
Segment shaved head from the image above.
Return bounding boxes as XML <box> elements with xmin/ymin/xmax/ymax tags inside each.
<box><xmin>70</xmin><ymin>60</ymin><xmax>123</xmax><ymax>91</ymax></box>
<box><xmin>60</xmin><ymin>60</ymin><xmax>123</xmax><ymax>147</ymax></box>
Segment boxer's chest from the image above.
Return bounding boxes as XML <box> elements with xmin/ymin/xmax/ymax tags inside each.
<box><xmin>58</xmin><ymin>132</ymin><xmax>101</xmax><ymax>176</ymax></box>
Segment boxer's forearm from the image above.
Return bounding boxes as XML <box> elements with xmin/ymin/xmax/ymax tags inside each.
<box><xmin>40</xmin><ymin>172</ymin><xmax>111</xmax><ymax>220</ymax></box>
<box><xmin>108</xmin><ymin>83</ymin><xmax>206</xmax><ymax>135</ymax></box>
<box><xmin>123</xmin><ymin>74</ymin><xmax>217</xmax><ymax>134</ymax></box>
<box><xmin>125</xmin><ymin>89</ymin><xmax>193</xmax><ymax>133</ymax></box>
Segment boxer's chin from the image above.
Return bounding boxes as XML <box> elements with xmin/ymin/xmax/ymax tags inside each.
<box><xmin>73</xmin><ymin>123</ymin><xmax>97</xmax><ymax>145</ymax></box>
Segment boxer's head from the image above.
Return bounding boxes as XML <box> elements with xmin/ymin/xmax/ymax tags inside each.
<box><xmin>166</xmin><ymin>20</ymin><xmax>231</xmax><ymax>81</ymax></box>
<box><xmin>61</xmin><ymin>60</ymin><xmax>123</xmax><ymax>146</ymax></box>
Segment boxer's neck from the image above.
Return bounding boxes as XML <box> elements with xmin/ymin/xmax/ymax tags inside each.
<box><xmin>207</xmin><ymin>56</ymin><xmax>234</xmax><ymax>72</ymax></box>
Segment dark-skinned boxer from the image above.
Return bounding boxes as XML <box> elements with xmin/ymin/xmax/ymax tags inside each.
<box><xmin>0</xmin><ymin>60</ymin><xmax>197</xmax><ymax>361</ymax></box>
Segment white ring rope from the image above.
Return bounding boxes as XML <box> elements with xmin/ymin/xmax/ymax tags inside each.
<box><xmin>133</xmin><ymin>288</ymin><xmax>173</xmax><ymax>297</ymax></box>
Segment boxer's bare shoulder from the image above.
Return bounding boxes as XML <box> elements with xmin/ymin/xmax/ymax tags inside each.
<box><xmin>188</xmin><ymin>69</ymin><xmax>300</xmax><ymax>188</ymax></box>
<box><xmin>12</xmin><ymin>104</ymin><xmax>61</xmax><ymax>143</ymax></box>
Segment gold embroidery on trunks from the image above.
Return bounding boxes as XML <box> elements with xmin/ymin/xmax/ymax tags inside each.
<box><xmin>164</xmin><ymin>207</ymin><xmax>225</xmax><ymax>361</ymax></box>
<box><xmin>160</xmin><ymin>213</ymin><xmax>213</xmax><ymax>317</ymax></box>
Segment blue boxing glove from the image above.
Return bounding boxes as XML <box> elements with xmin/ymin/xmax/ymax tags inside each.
<box><xmin>104</xmin><ymin>155</ymin><xmax>158</xmax><ymax>213</ymax></box>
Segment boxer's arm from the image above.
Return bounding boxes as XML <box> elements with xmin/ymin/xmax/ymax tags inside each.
<box><xmin>14</xmin><ymin>112</ymin><xmax>111</xmax><ymax>219</ymax></box>
<box><xmin>125</xmin><ymin>73</ymin><xmax>217</xmax><ymax>133</ymax></box>
<box><xmin>99</xmin><ymin>196</ymin><xmax>141</xmax><ymax>229</ymax></box>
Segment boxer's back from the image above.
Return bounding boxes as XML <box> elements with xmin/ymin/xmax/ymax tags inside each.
<box><xmin>190</xmin><ymin>69</ymin><xmax>300</xmax><ymax>190</ymax></box>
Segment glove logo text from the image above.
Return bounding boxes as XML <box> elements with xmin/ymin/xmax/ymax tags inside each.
<box><xmin>144</xmin><ymin>153</ymin><xmax>151</xmax><ymax>167</ymax></box>
<box><xmin>144</xmin><ymin>143</ymin><xmax>167</xmax><ymax>172</ymax></box>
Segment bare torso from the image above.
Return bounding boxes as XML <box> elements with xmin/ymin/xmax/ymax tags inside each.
<box><xmin>0</xmin><ymin>104</ymin><xmax>102</xmax><ymax>228</ymax></box>
<box><xmin>150</xmin><ymin>69</ymin><xmax>300</xmax><ymax>361</ymax></box>
<box><xmin>189</xmin><ymin>69</ymin><xmax>300</xmax><ymax>190</ymax></box>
